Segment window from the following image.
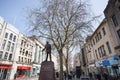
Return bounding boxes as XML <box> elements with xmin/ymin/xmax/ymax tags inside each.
<box><xmin>102</xmin><ymin>28</ymin><xmax>106</xmax><ymax>35</ymax></box>
<box><xmin>1</xmin><ymin>40</ymin><xmax>6</xmax><ymax>50</ymax></box>
<box><xmin>6</xmin><ymin>41</ymin><xmax>11</xmax><ymax>51</ymax></box>
<box><xmin>9</xmin><ymin>33</ymin><xmax>13</xmax><ymax>40</ymax></box>
<box><xmin>5</xmin><ymin>33</ymin><xmax>8</xmax><ymax>38</ymax></box>
<box><xmin>95</xmin><ymin>50</ymin><xmax>98</xmax><ymax>59</ymax></box>
<box><xmin>111</xmin><ymin>15</ymin><xmax>118</xmax><ymax>27</ymax></box>
<box><xmin>4</xmin><ymin>52</ymin><xmax>8</xmax><ymax>59</ymax></box>
<box><xmin>13</xmin><ymin>35</ymin><xmax>16</xmax><ymax>42</ymax></box>
<box><xmin>8</xmin><ymin>54</ymin><xmax>12</xmax><ymax>60</ymax></box>
<box><xmin>98</xmin><ymin>32</ymin><xmax>102</xmax><ymax>39</ymax></box>
<box><xmin>19</xmin><ymin>56</ymin><xmax>20</xmax><ymax>62</ymax></box>
<box><xmin>98</xmin><ymin>48</ymin><xmax>102</xmax><ymax>58</ymax></box>
<box><xmin>11</xmin><ymin>43</ymin><xmax>14</xmax><ymax>52</ymax></box>
<box><xmin>22</xmin><ymin>57</ymin><xmax>23</xmax><ymax>62</ymax></box>
<box><xmin>106</xmin><ymin>41</ymin><xmax>112</xmax><ymax>53</ymax></box>
<box><xmin>21</xmin><ymin>40</ymin><xmax>24</xmax><ymax>46</ymax></box>
<box><xmin>101</xmin><ymin>45</ymin><xmax>106</xmax><ymax>56</ymax></box>
<box><xmin>117</xmin><ymin>29</ymin><xmax>120</xmax><ymax>39</ymax></box>
<box><xmin>0</xmin><ymin>51</ymin><xmax>3</xmax><ymax>59</ymax></box>
<box><xmin>25</xmin><ymin>51</ymin><xmax>28</xmax><ymax>56</ymax></box>
<box><xmin>93</xmin><ymin>39</ymin><xmax>95</xmax><ymax>45</ymax></box>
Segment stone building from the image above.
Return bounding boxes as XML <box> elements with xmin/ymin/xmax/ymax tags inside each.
<box><xmin>104</xmin><ymin>0</ymin><xmax>120</xmax><ymax>75</ymax></box>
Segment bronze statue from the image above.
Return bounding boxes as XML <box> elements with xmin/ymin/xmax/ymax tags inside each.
<box><xmin>42</xmin><ymin>41</ymin><xmax>52</xmax><ymax>61</ymax></box>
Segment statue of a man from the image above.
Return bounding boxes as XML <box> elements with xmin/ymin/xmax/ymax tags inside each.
<box><xmin>42</xmin><ymin>41</ymin><xmax>52</xmax><ymax>61</ymax></box>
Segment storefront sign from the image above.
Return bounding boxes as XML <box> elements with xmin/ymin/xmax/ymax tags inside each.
<box><xmin>102</xmin><ymin>59</ymin><xmax>110</xmax><ymax>67</ymax></box>
<box><xmin>17</xmin><ymin>66</ymin><xmax>31</xmax><ymax>70</ymax></box>
<box><xmin>0</xmin><ymin>65</ymin><xmax>12</xmax><ymax>69</ymax></box>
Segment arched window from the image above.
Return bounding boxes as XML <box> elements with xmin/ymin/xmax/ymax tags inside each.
<box><xmin>13</xmin><ymin>35</ymin><xmax>16</xmax><ymax>42</ymax></box>
<box><xmin>9</xmin><ymin>33</ymin><xmax>13</xmax><ymax>40</ymax></box>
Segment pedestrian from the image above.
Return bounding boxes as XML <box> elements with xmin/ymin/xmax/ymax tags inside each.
<box><xmin>64</xmin><ymin>71</ymin><xmax>67</xmax><ymax>80</ymax></box>
<box><xmin>0</xmin><ymin>72</ymin><xmax>2</xmax><ymax>80</ymax></box>
<box><xmin>89</xmin><ymin>72</ymin><xmax>93</xmax><ymax>80</ymax></box>
<box><xmin>103</xmin><ymin>71</ymin><xmax>109</xmax><ymax>80</ymax></box>
<box><xmin>56</xmin><ymin>72</ymin><xmax>59</xmax><ymax>78</ymax></box>
<box><xmin>96</xmin><ymin>73</ymin><xmax>101</xmax><ymax>80</ymax></box>
<box><xmin>14</xmin><ymin>73</ymin><xmax>17</xmax><ymax>80</ymax></box>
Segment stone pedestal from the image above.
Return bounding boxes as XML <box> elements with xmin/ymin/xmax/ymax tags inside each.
<box><xmin>39</xmin><ymin>61</ymin><xmax>55</xmax><ymax>80</ymax></box>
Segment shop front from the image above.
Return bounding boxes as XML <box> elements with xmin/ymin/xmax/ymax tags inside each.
<box><xmin>16</xmin><ymin>66</ymin><xmax>31</xmax><ymax>78</ymax></box>
<box><xmin>31</xmin><ymin>65</ymin><xmax>40</xmax><ymax>76</ymax></box>
<box><xmin>95</xmin><ymin>55</ymin><xmax>119</xmax><ymax>76</ymax></box>
<box><xmin>0</xmin><ymin>64</ymin><xmax>12</xmax><ymax>80</ymax></box>
<box><xmin>107</xmin><ymin>55</ymin><xmax>119</xmax><ymax>76</ymax></box>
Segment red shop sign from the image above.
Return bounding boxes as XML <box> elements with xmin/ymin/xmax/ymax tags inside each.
<box><xmin>0</xmin><ymin>65</ymin><xmax>12</xmax><ymax>69</ymax></box>
<box><xmin>17</xmin><ymin>66</ymin><xmax>31</xmax><ymax>70</ymax></box>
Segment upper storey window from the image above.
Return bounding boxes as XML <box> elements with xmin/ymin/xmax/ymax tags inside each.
<box><xmin>5</xmin><ymin>33</ymin><xmax>8</xmax><ymax>38</ymax></box>
<box><xmin>102</xmin><ymin>28</ymin><xmax>106</xmax><ymax>36</ymax></box>
<box><xmin>9</xmin><ymin>33</ymin><xmax>13</xmax><ymax>40</ymax></box>
<box><xmin>111</xmin><ymin>15</ymin><xmax>118</xmax><ymax>27</ymax></box>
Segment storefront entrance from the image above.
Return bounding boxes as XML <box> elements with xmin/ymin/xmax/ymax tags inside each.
<box><xmin>16</xmin><ymin>66</ymin><xmax>31</xmax><ymax>78</ymax></box>
<box><xmin>0</xmin><ymin>65</ymin><xmax>12</xmax><ymax>80</ymax></box>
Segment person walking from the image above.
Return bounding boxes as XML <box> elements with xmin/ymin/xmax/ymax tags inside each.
<box><xmin>103</xmin><ymin>71</ymin><xmax>109</xmax><ymax>80</ymax></box>
<box><xmin>96</xmin><ymin>73</ymin><xmax>101</xmax><ymax>80</ymax></box>
<box><xmin>89</xmin><ymin>72</ymin><xmax>93</xmax><ymax>80</ymax></box>
<box><xmin>14</xmin><ymin>73</ymin><xmax>17</xmax><ymax>80</ymax></box>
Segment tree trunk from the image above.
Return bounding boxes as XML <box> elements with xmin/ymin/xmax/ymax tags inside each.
<box><xmin>59</xmin><ymin>49</ymin><xmax>64</xmax><ymax>80</ymax></box>
<box><xmin>66</xmin><ymin>59</ymin><xmax>68</xmax><ymax>75</ymax></box>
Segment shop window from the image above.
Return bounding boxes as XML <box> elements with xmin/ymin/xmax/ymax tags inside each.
<box><xmin>1</xmin><ymin>40</ymin><xmax>6</xmax><ymax>50</ymax></box>
<box><xmin>117</xmin><ymin>29</ymin><xmax>120</xmax><ymax>39</ymax></box>
<box><xmin>5</xmin><ymin>32</ymin><xmax>8</xmax><ymax>38</ymax></box>
<box><xmin>106</xmin><ymin>41</ymin><xmax>112</xmax><ymax>54</ymax></box>
<box><xmin>9</xmin><ymin>33</ymin><xmax>13</xmax><ymax>40</ymax></box>
<box><xmin>0</xmin><ymin>51</ymin><xmax>3</xmax><ymax>59</ymax></box>
<box><xmin>6</xmin><ymin>41</ymin><xmax>11</xmax><ymax>51</ymax></box>
<box><xmin>13</xmin><ymin>35</ymin><xmax>16</xmax><ymax>42</ymax></box>
<box><xmin>4</xmin><ymin>52</ymin><xmax>8</xmax><ymax>59</ymax></box>
<box><xmin>111</xmin><ymin>15</ymin><xmax>118</xmax><ymax>27</ymax></box>
<box><xmin>8</xmin><ymin>54</ymin><xmax>12</xmax><ymax>61</ymax></box>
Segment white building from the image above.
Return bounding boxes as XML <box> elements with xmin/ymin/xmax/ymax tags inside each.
<box><xmin>0</xmin><ymin>17</ymin><xmax>20</xmax><ymax>80</ymax></box>
<box><xmin>28</xmin><ymin>36</ymin><xmax>45</xmax><ymax>76</ymax></box>
<box><xmin>0</xmin><ymin>16</ymin><xmax>59</xmax><ymax>80</ymax></box>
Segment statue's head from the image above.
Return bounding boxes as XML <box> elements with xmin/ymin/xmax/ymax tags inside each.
<box><xmin>46</xmin><ymin>41</ymin><xmax>49</xmax><ymax>44</ymax></box>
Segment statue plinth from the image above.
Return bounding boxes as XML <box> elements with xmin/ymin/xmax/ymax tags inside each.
<box><xmin>39</xmin><ymin>61</ymin><xmax>55</xmax><ymax>80</ymax></box>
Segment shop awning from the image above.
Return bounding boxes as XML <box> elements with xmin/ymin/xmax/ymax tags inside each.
<box><xmin>17</xmin><ymin>66</ymin><xmax>31</xmax><ymax>70</ymax></box>
<box><xmin>0</xmin><ymin>65</ymin><xmax>12</xmax><ymax>69</ymax></box>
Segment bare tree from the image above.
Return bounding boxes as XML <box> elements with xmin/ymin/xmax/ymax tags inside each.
<box><xmin>28</xmin><ymin>0</ymin><xmax>94</xmax><ymax>80</ymax></box>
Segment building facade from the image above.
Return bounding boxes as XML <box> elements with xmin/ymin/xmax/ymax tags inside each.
<box><xmin>83</xmin><ymin>18</ymin><xmax>120</xmax><ymax>75</ymax></box>
<box><xmin>104</xmin><ymin>0</ymin><xmax>120</xmax><ymax>75</ymax></box>
<box><xmin>29</xmin><ymin>36</ymin><xmax>45</xmax><ymax>76</ymax></box>
<box><xmin>0</xmin><ymin>16</ymin><xmax>59</xmax><ymax>80</ymax></box>
<box><xmin>0</xmin><ymin>17</ymin><xmax>20</xmax><ymax>80</ymax></box>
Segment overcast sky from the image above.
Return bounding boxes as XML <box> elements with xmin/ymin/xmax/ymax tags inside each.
<box><xmin>0</xmin><ymin>0</ymin><xmax>108</xmax><ymax>34</ymax></box>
